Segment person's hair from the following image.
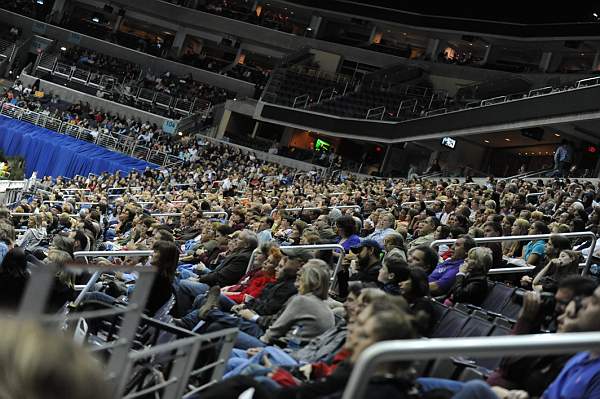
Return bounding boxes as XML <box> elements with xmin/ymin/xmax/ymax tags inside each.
<box><xmin>482</xmin><ymin>221</ymin><xmax>502</xmax><ymax>235</ymax></box>
<box><xmin>549</xmin><ymin>234</ymin><xmax>572</xmax><ymax>252</ymax></box>
<box><xmin>0</xmin><ymin>222</ymin><xmax>15</xmax><ymax>244</ymax></box>
<box><xmin>216</xmin><ymin>224</ymin><xmax>235</xmax><ymax>236</ymax></box>
<box><xmin>0</xmin><ymin>207</ymin><xmax>10</xmax><ymax>221</ymax></box>
<box><xmin>0</xmin><ymin>247</ymin><xmax>28</xmax><ymax>279</ymax></box>
<box><xmin>154</xmin><ymin>228</ymin><xmax>174</xmax><ymax>242</ymax></box>
<box><xmin>0</xmin><ymin>320</ymin><xmax>110</xmax><ymax>399</ymax></box>
<box><xmin>411</xmin><ymin>245</ymin><xmax>439</xmax><ymax>272</ymax></box>
<box><xmin>467</xmin><ymin>247</ymin><xmax>493</xmax><ymax>274</ymax></box>
<box><xmin>238</xmin><ymin>230</ymin><xmax>258</xmax><ymax>250</ymax></box>
<box><xmin>366</xmin><ymin>308</ymin><xmax>417</xmax><ymax>342</ymax></box>
<box><xmin>263</xmin><ymin>216</ymin><xmax>274</xmax><ymax>228</ymax></box>
<box><xmin>383</xmin><ymin>255</ymin><xmax>409</xmax><ymax>284</ymax></box>
<box><xmin>384</xmin><ymin>232</ymin><xmax>405</xmax><ymax>250</ymax></box>
<box><xmin>531</xmin><ymin>221</ymin><xmax>550</xmax><ymax>235</ymax></box>
<box><xmin>73</xmin><ymin>229</ymin><xmax>89</xmax><ymax>251</ymax></box>
<box><xmin>298</xmin><ymin>259</ymin><xmax>330</xmax><ymax>299</ymax></box>
<box><xmin>402</xmin><ymin>267</ymin><xmax>430</xmax><ymax>299</ymax></box>
<box><xmin>151</xmin><ymin>240</ymin><xmax>179</xmax><ymax>280</ymax></box>
<box><xmin>436</xmin><ymin>225</ymin><xmax>451</xmax><ymax>239</ymax></box>
<box><xmin>52</xmin><ymin>235</ymin><xmax>74</xmax><ymax>257</ymax></box>
<box><xmin>557</xmin><ymin>275</ymin><xmax>597</xmax><ymax>296</ymax></box>
<box><xmin>502</xmin><ymin>215</ymin><xmax>516</xmax><ymax>229</ymax></box>
<box><xmin>459</xmin><ymin>234</ymin><xmax>477</xmax><ymax>253</ymax></box>
<box><xmin>336</xmin><ymin>215</ymin><xmax>356</xmax><ymax>237</ymax></box>
<box><xmin>513</xmin><ymin>218</ymin><xmax>530</xmax><ymax>233</ymax></box>
<box><xmin>455</xmin><ymin>214</ymin><xmax>469</xmax><ymax>229</ymax></box>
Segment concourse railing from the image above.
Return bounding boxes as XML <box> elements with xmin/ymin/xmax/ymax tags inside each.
<box><xmin>343</xmin><ymin>331</ymin><xmax>600</xmax><ymax>399</ymax></box>
<box><xmin>270</xmin><ymin>205</ymin><xmax>361</xmax><ymax>217</ymax></box>
<box><xmin>430</xmin><ymin>231</ymin><xmax>597</xmax><ymax>275</ymax></box>
<box><xmin>246</xmin><ymin>243</ymin><xmax>345</xmax><ymax>284</ymax></box>
<box><xmin>150</xmin><ymin>211</ymin><xmax>229</xmax><ymax>220</ymax></box>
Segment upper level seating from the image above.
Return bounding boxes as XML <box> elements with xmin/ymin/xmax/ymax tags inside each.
<box><xmin>261</xmin><ymin>67</ymin><xmax>358</xmax><ymax>107</ymax></box>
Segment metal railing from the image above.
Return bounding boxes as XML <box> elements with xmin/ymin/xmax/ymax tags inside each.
<box><xmin>430</xmin><ymin>231</ymin><xmax>597</xmax><ymax>275</ymax></box>
<box><xmin>499</xmin><ymin>168</ymin><xmax>554</xmax><ymax>182</ymax></box>
<box><xmin>270</xmin><ymin>205</ymin><xmax>361</xmax><ymax>217</ymax></box>
<box><xmin>150</xmin><ymin>211</ymin><xmax>229</xmax><ymax>220</ymax></box>
<box><xmin>343</xmin><ymin>331</ymin><xmax>600</xmax><ymax>399</ymax></box>
<box><xmin>246</xmin><ymin>244</ymin><xmax>345</xmax><ymax>282</ymax></box>
<box><xmin>366</xmin><ymin>106</ymin><xmax>385</xmax><ymax>120</ymax></box>
<box><xmin>0</xmin><ymin>102</ymin><xmax>182</xmax><ymax>168</ymax></box>
<box><xmin>33</xmin><ymin>53</ymin><xmax>211</xmax><ymax>117</ymax></box>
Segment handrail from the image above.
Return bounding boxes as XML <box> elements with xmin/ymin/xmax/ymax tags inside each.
<box><xmin>488</xmin><ymin>266</ymin><xmax>536</xmax><ymax>275</ymax></box>
<box><xmin>150</xmin><ymin>212</ymin><xmax>228</xmax><ymax>220</ymax></box>
<box><xmin>343</xmin><ymin>331</ymin><xmax>600</xmax><ymax>399</ymax></box>
<box><xmin>430</xmin><ymin>231</ymin><xmax>596</xmax><ymax>275</ymax></box>
<box><xmin>270</xmin><ymin>205</ymin><xmax>361</xmax><ymax>217</ymax></box>
<box><xmin>74</xmin><ymin>250</ymin><xmax>153</xmax><ymax>258</ymax></box>
<box><xmin>11</xmin><ymin>212</ymin><xmax>80</xmax><ymax>218</ymax></box>
<box><xmin>246</xmin><ymin>244</ymin><xmax>345</xmax><ymax>284</ymax></box>
<box><xmin>498</xmin><ymin>168</ymin><xmax>553</xmax><ymax>182</ymax></box>
<box><xmin>43</xmin><ymin>200</ymin><xmax>99</xmax><ymax>206</ymax></box>
<box><xmin>400</xmin><ymin>200</ymin><xmax>443</xmax><ymax>208</ymax></box>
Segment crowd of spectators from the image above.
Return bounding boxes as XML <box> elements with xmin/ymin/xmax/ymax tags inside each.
<box><xmin>0</xmin><ymin>134</ymin><xmax>598</xmax><ymax>397</ymax></box>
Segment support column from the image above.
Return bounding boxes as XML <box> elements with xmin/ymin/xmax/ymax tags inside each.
<box><xmin>112</xmin><ymin>13</ymin><xmax>125</xmax><ymax>33</ymax></box>
<box><xmin>379</xmin><ymin>144</ymin><xmax>392</xmax><ymax>174</ymax></box>
<box><xmin>306</xmin><ymin>15</ymin><xmax>322</xmax><ymax>38</ymax></box>
<box><xmin>539</xmin><ymin>52</ymin><xmax>552</xmax><ymax>73</ymax></box>
<box><xmin>171</xmin><ymin>28</ymin><xmax>187</xmax><ymax>58</ymax></box>
<box><xmin>593</xmin><ymin>50</ymin><xmax>600</xmax><ymax>71</ymax></box>
<box><xmin>215</xmin><ymin>109</ymin><xmax>231</xmax><ymax>140</ymax></box>
<box><xmin>251</xmin><ymin>121</ymin><xmax>259</xmax><ymax>138</ymax></box>
<box><xmin>49</xmin><ymin>0</ymin><xmax>67</xmax><ymax>24</ymax></box>
<box><xmin>425</xmin><ymin>38</ymin><xmax>440</xmax><ymax>61</ymax></box>
<box><xmin>481</xmin><ymin>44</ymin><xmax>492</xmax><ymax>65</ymax></box>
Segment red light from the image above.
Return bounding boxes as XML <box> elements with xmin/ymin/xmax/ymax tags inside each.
<box><xmin>587</xmin><ymin>146</ymin><xmax>597</xmax><ymax>153</ymax></box>
<box><xmin>375</xmin><ymin>146</ymin><xmax>382</xmax><ymax>153</ymax></box>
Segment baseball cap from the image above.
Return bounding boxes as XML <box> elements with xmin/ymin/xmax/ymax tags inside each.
<box><xmin>280</xmin><ymin>247</ymin><xmax>315</xmax><ymax>262</ymax></box>
<box><xmin>350</xmin><ymin>239</ymin><xmax>382</xmax><ymax>254</ymax></box>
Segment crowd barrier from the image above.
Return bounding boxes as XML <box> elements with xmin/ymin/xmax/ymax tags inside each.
<box><xmin>343</xmin><ymin>331</ymin><xmax>600</xmax><ymax>399</ymax></box>
<box><xmin>430</xmin><ymin>231</ymin><xmax>596</xmax><ymax>275</ymax></box>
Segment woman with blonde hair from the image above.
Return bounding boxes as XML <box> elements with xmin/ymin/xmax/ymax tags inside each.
<box><xmin>504</xmin><ymin>218</ymin><xmax>530</xmax><ymax>257</ymax></box>
<box><xmin>260</xmin><ymin>259</ymin><xmax>334</xmax><ymax>346</ymax></box>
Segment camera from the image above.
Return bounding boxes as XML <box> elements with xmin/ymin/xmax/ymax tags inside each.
<box><xmin>513</xmin><ymin>290</ymin><xmax>556</xmax><ymax>325</ymax></box>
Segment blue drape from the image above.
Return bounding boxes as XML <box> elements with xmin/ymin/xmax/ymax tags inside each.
<box><xmin>0</xmin><ymin>116</ymin><xmax>157</xmax><ymax>178</ymax></box>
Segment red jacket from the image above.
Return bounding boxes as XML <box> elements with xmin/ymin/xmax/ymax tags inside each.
<box><xmin>225</xmin><ymin>272</ymin><xmax>277</xmax><ymax>304</ymax></box>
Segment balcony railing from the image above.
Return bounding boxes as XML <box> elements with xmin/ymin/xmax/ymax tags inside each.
<box><xmin>0</xmin><ymin>102</ymin><xmax>182</xmax><ymax>168</ymax></box>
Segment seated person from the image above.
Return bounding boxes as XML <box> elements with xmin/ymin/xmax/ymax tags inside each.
<box><xmin>444</xmin><ymin>246</ymin><xmax>492</xmax><ymax>307</ymax></box>
<box><xmin>428</xmin><ymin>235</ymin><xmax>476</xmax><ymax>296</ymax></box>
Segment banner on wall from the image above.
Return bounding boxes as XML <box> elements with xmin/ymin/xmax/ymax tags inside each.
<box><xmin>162</xmin><ymin>119</ymin><xmax>177</xmax><ymax>134</ymax></box>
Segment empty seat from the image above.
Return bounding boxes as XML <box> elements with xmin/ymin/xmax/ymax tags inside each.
<box><xmin>480</xmin><ymin>283</ymin><xmax>515</xmax><ymax>314</ymax></box>
<box><xmin>432</xmin><ymin>308</ymin><xmax>469</xmax><ymax>338</ymax></box>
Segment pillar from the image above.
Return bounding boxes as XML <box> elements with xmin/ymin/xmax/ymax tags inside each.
<box><xmin>539</xmin><ymin>52</ymin><xmax>552</xmax><ymax>73</ymax></box>
<box><xmin>171</xmin><ymin>28</ymin><xmax>187</xmax><ymax>58</ymax></box>
<box><xmin>215</xmin><ymin>109</ymin><xmax>231</xmax><ymax>140</ymax></box>
<box><xmin>425</xmin><ymin>38</ymin><xmax>440</xmax><ymax>61</ymax></box>
<box><xmin>49</xmin><ymin>0</ymin><xmax>67</xmax><ymax>24</ymax></box>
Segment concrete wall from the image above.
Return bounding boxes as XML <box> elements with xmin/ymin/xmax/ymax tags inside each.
<box><xmin>309</xmin><ymin>49</ymin><xmax>342</xmax><ymax>73</ymax></box>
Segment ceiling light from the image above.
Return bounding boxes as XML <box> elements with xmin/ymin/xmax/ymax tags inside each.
<box><xmin>484</xmin><ymin>140</ymin><xmax>490</xmax><ymax>143</ymax></box>
<box><xmin>60</xmin><ymin>46</ymin><xmax>67</xmax><ymax>51</ymax></box>
<box><xmin>505</xmin><ymin>138</ymin><xmax>511</xmax><ymax>142</ymax></box>
<box><xmin>554</xmin><ymin>133</ymin><xmax>560</xmax><ymax>137</ymax></box>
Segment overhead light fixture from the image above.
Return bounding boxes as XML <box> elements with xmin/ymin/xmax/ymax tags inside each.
<box><xmin>554</xmin><ymin>133</ymin><xmax>561</xmax><ymax>137</ymax></box>
<box><xmin>594</xmin><ymin>12</ymin><xmax>599</xmax><ymax>18</ymax></box>
<box><xmin>505</xmin><ymin>138</ymin><xmax>511</xmax><ymax>142</ymax></box>
<box><xmin>484</xmin><ymin>140</ymin><xmax>490</xmax><ymax>143</ymax></box>
<box><xmin>60</xmin><ymin>46</ymin><xmax>67</xmax><ymax>51</ymax></box>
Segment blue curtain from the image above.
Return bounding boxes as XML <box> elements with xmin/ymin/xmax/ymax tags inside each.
<box><xmin>0</xmin><ymin>116</ymin><xmax>157</xmax><ymax>178</ymax></box>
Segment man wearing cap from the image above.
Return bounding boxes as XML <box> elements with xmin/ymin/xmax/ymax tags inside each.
<box><xmin>337</xmin><ymin>239</ymin><xmax>382</xmax><ymax>298</ymax></box>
